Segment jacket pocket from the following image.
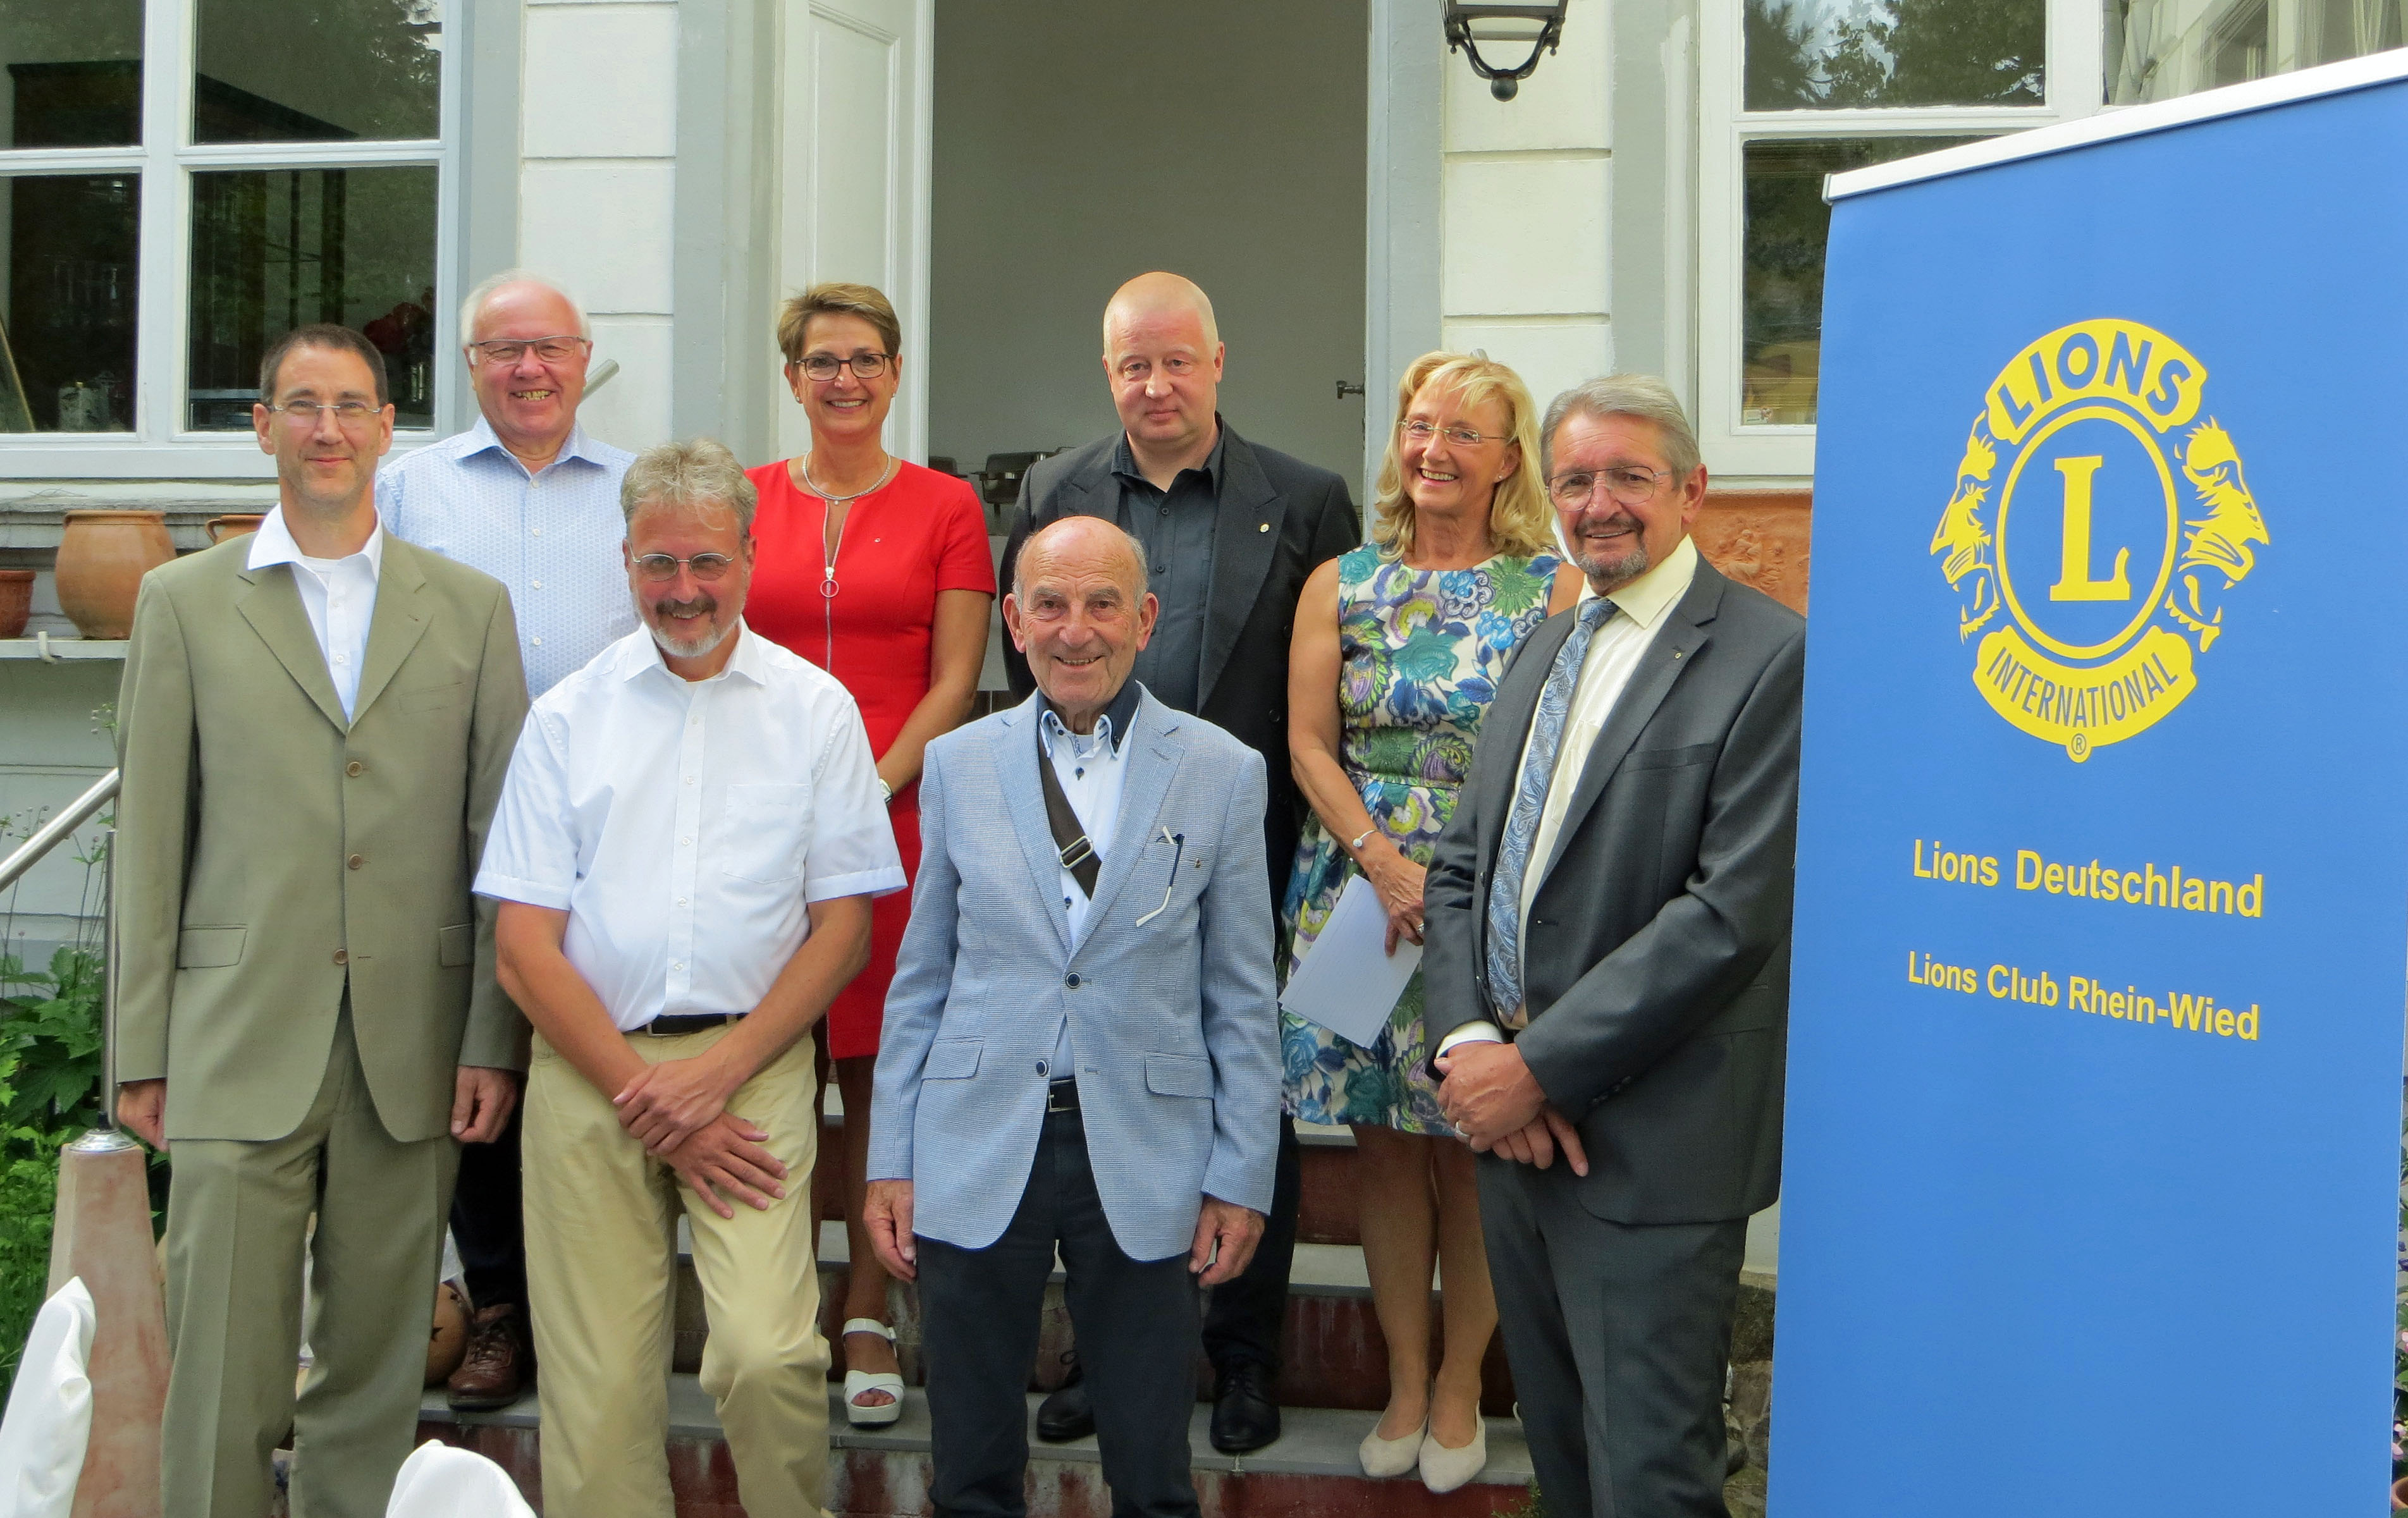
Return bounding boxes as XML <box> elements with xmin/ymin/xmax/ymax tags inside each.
<box><xmin>175</xmin><ymin>926</ymin><xmax>245</xmax><ymax>969</ymax></box>
<box><xmin>924</xmin><ymin>1038</ymin><xmax>983</xmax><ymax>1080</ymax></box>
<box><xmin>1621</xmin><ymin>741</ymin><xmax>1716</xmax><ymax>771</ymax></box>
<box><xmin>1145</xmin><ymin>1052</ymin><xmax>1213</xmax><ymax>1098</ymax></box>
<box><xmin>437</xmin><ymin>923</ymin><xmax>475</xmax><ymax>967</ymax></box>
<box><xmin>400</xmin><ymin>681</ymin><xmax>465</xmax><ymax>713</ymax></box>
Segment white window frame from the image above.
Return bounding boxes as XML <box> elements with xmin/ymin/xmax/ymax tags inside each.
<box><xmin>1696</xmin><ymin>0</ymin><xmax>2105</xmax><ymax>481</ymax></box>
<box><xmin>0</xmin><ymin>0</ymin><xmax>458</xmax><ymax>479</ymax></box>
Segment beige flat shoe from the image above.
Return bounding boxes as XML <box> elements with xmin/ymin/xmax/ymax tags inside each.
<box><xmin>1418</xmin><ymin>1415</ymin><xmax>1489</xmax><ymax>1494</ymax></box>
<box><xmin>1359</xmin><ymin>1412</ymin><xmax>1426</xmax><ymax>1478</ymax></box>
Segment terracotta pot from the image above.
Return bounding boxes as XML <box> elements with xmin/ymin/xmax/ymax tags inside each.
<box><xmin>55</xmin><ymin>509</ymin><xmax>175</xmax><ymax>640</ymax></box>
<box><xmin>205</xmin><ymin>513</ymin><xmax>266</xmax><ymax>544</ymax></box>
<box><xmin>0</xmin><ymin>569</ymin><xmax>31</xmax><ymax>640</ymax></box>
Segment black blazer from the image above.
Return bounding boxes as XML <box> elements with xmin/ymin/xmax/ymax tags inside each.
<box><xmin>1423</xmin><ymin>556</ymin><xmax>1805</xmax><ymax>1224</ymax></box>
<box><xmin>1002</xmin><ymin>424</ymin><xmax>1360</xmax><ymax>899</ymax></box>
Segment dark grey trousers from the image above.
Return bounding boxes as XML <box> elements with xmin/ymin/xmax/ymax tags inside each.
<box><xmin>1477</xmin><ymin>1154</ymin><xmax>1748</xmax><ymax>1518</ymax></box>
<box><xmin>918</xmin><ymin>1108</ymin><xmax>1201</xmax><ymax>1518</ymax></box>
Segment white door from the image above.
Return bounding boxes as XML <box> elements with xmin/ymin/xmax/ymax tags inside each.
<box><xmin>775</xmin><ymin>0</ymin><xmax>935</xmax><ymax>463</ymax></box>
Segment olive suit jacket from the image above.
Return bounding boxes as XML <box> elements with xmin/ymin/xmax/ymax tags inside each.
<box><xmin>113</xmin><ymin>531</ymin><xmax>529</xmax><ymax>1144</ymax></box>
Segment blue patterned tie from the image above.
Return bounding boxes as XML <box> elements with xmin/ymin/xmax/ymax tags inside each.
<box><xmin>1485</xmin><ymin>597</ymin><xmax>1617</xmax><ymax>1023</ymax></box>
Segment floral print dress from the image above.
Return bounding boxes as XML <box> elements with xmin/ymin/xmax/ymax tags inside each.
<box><xmin>1282</xmin><ymin>543</ymin><xmax>1560</xmax><ymax>1134</ymax></box>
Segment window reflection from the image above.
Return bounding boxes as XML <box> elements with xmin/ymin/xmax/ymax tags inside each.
<box><xmin>0</xmin><ymin>176</ymin><xmax>140</xmax><ymax>433</ymax></box>
<box><xmin>194</xmin><ymin>0</ymin><xmax>440</xmax><ymax>144</ymax></box>
<box><xmin>1742</xmin><ymin>137</ymin><xmax>1981</xmax><ymax>426</ymax></box>
<box><xmin>2108</xmin><ymin>0</ymin><xmax>2403</xmax><ymax>102</ymax></box>
<box><xmin>1747</xmin><ymin>0</ymin><xmax>2046</xmax><ymax>108</ymax></box>
<box><xmin>187</xmin><ymin>166</ymin><xmax>437</xmax><ymax>431</ymax></box>
<box><xmin>0</xmin><ymin>0</ymin><xmax>144</xmax><ymax>149</ymax></box>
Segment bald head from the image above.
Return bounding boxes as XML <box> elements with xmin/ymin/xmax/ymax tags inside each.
<box><xmin>1013</xmin><ymin>515</ymin><xmax>1149</xmax><ymax>602</ymax></box>
<box><xmin>1101</xmin><ymin>272</ymin><xmax>1224</xmax><ymax>475</ymax></box>
<box><xmin>1102</xmin><ymin>271</ymin><xmax>1219</xmax><ymax>351</ymax></box>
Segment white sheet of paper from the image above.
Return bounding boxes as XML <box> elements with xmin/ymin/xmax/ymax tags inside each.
<box><xmin>1280</xmin><ymin>872</ymin><xmax>1422</xmax><ymax>1047</ymax></box>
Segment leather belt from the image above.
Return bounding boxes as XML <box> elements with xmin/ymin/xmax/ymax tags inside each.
<box><xmin>637</xmin><ymin>1012</ymin><xmax>740</xmax><ymax>1038</ymax></box>
<box><xmin>1046</xmin><ymin>1078</ymin><xmax>1080</xmax><ymax>1113</ymax></box>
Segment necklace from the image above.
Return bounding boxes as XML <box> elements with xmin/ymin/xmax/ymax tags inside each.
<box><xmin>801</xmin><ymin>449</ymin><xmax>897</xmax><ymax>670</ymax></box>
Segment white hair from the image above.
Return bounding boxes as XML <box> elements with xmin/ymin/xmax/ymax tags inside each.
<box><xmin>457</xmin><ymin>269</ymin><xmax>591</xmax><ymax>345</ymax></box>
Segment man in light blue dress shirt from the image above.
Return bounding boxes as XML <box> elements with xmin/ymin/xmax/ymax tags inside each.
<box><xmin>377</xmin><ymin>269</ymin><xmax>635</xmax><ymax>1411</ymax></box>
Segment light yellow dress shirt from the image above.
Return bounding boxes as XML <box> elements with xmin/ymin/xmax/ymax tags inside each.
<box><xmin>1440</xmin><ymin>534</ymin><xmax>1701</xmax><ymax>1050</ymax></box>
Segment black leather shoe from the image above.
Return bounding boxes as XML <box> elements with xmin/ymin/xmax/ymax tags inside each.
<box><xmin>1209</xmin><ymin>1361</ymin><xmax>1281</xmax><ymax>1454</ymax></box>
<box><xmin>1035</xmin><ymin>1352</ymin><xmax>1095</xmax><ymax>1442</ymax></box>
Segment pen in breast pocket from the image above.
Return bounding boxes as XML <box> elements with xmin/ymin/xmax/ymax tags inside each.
<box><xmin>1134</xmin><ymin>827</ymin><xmax>1186</xmax><ymax>926</ymax></box>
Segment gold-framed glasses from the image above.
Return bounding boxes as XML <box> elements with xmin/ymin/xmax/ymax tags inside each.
<box><xmin>1401</xmin><ymin>419</ymin><xmax>1508</xmax><ymax>446</ymax></box>
<box><xmin>632</xmin><ymin>553</ymin><xmax>737</xmax><ymax>582</ymax></box>
<box><xmin>1547</xmin><ymin>465</ymin><xmax>1672</xmax><ymax>508</ymax></box>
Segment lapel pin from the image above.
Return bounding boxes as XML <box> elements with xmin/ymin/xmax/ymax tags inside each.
<box><xmin>1258</xmin><ymin>523</ymin><xmax>1268</xmax><ymax>532</ymax></box>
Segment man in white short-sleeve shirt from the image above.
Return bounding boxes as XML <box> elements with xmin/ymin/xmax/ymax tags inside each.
<box><xmin>477</xmin><ymin>438</ymin><xmax>903</xmax><ymax>1517</ymax></box>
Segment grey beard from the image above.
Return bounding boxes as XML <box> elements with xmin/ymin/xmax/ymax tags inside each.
<box><xmin>1578</xmin><ymin>539</ymin><xmax>1650</xmax><ymax>594</ymax></box>
<box><xmin>647</xmin><ymin>614</ymin><xmax>735</xmax><ymax>660</ymax></box>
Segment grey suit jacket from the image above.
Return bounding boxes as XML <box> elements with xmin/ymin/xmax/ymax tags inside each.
<box><xmin>114</xmin><ymin>532</ymin><xmax>529</xmax><ymax>1143</ymax></box>
<box><xmin>868</xmin><ymin>688</ymin><xmax>1281</xmax><ymax>1261</ymax></box>
<box><xmin>1423</xmin><ymin>556</ymin><xmax>1805</xmax><ymax>1224</ymax></box>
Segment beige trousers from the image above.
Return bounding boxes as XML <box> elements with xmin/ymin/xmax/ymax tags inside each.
<box><xmin>161</xmin><ymin>1007</ymin><xmax>455</xmax><ymax>1518</ymax></box>
<box><xmin>522</xmin><ymin>1022</ymin><xmax>828</xmax><ymax>1517</ymax></box>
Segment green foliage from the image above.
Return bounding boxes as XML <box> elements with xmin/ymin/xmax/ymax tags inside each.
<box><xmin>0</xmin><ymin>1128</ymin><xmax>66</xmax><ymax>1390</ymax></box>
<box><xmin>0</xmin><ymin>948</ymin><xmax>108</xmax><ymax>1135</ymax></box>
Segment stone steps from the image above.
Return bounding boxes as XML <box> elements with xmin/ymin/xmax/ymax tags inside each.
<box><xmin>417</xmin><ymin>1380</ymin><xmax>1539</xmax><ymax>1518</ymax></box>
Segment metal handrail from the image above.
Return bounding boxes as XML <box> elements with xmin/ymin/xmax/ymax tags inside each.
<box><xmin>0</xmin><ymin>769</ymin><xmax>119</xmax><ymax>893</ymax></box>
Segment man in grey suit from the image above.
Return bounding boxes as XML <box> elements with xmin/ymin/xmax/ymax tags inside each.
<box><xmin>866</xmin><ymin>515</ymin><xmax>1281</xmax><ymax>1518</ymax></box>
<box><xmin>1425</xmin><ymin>376</ymin><xmax>1803</xmax><ymax>1518</ymax></box>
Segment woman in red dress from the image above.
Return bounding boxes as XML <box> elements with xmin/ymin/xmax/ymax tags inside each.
<box><xmin>745</xmin><ymin>283</ymin><xmax>994</xmax><ymax>1425</ymax></box>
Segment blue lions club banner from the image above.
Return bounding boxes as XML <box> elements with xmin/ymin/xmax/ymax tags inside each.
<box><xmin>1777</xmin><ymin>58</ymin><xmax>2408</xmax><ymax>1516</ymax></box>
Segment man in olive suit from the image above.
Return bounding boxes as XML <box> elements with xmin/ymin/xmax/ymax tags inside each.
<box><xmin>114</xmin><ymin>324</ymin><xmax>529</xmax><ymax>1517</ymax></box>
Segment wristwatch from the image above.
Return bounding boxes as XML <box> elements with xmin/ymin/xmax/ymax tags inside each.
<box><xmin>877</xmin><ymin>778</ymin><xmax>894</xmax><ymax>804</ymax></box>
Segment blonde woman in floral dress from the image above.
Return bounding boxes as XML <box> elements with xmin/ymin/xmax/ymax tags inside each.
<box><xmin>1284</xmin><ymin>351</ymin><xmax>1576</xmax><ymax>1491</ymax></box>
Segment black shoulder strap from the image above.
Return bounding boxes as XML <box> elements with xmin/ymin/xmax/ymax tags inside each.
<box><xmin>1036</xmin><ymin>723</ymin><xmax>1101</xmax><ymax>899</ymax></box>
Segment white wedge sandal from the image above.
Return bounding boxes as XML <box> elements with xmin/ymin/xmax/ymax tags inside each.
<box><xmin>842</xmin><ymin>1318</ymin><xmax>906</xmax><ymax>1428</ymax></box>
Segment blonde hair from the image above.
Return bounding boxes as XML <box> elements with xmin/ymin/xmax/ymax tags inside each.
<box><xmin>777</xmin><ymin>283</ymin><xmax>902</xmax><ymax>368</ymax></box>
<box><xmin>1368</xmin><ymin>352</ymin><xmax>1552</xmax><ymax>563</ymax></box>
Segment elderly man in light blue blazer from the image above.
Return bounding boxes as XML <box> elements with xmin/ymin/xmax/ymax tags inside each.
<box><xmin>866</xmin><ymin>514</ymin><xmax>1279</xmax><ymax>1518</ymax></box>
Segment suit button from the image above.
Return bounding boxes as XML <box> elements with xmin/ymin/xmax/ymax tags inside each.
<box><xmin>345</xmin><ymin>761</ymin><xmax>364</xmax><ymax>777</ymax></box>
<box><xmin>1035</xmin><ymin>1060</ymin><xmax>1049</xmax><ymax>1075</ymax></box>
<box><xmin>1064</xmin><ymin>973</ymin><xmax>1081</xmax><ymax>989</ymax></box>
<box><xmin>332</xmin><ymin>949</ymin><xmax>348</xmax><ymax>965</ymax></box>
<box><xmin>347</xmin><ymin>854</ymin><xmax>364</xmax><ymax>871</ymax></box>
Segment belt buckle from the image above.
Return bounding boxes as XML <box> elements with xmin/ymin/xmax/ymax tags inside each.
<box><xmin>1046</xmin><ymin>1079</ymin><xmax>1077</xmax><ymax>1113</ymax></box>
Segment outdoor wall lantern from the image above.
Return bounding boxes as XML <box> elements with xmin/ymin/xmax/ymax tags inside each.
<box><xmin>1444</xmin><ymin>3</ymin><xmax>1569</xmax><ymax>101</ymax></box>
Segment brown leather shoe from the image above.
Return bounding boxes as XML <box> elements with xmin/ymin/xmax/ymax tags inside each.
<box><xmin>446</xmin><ymin>1303</ymin><xmax>532</xmax><ymax>1411</ymax></box>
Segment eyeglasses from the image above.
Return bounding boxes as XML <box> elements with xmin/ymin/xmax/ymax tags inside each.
<box><xmin>796</xmin><ymin>352</ymin><xmax>892</xmax><ymax>381</ymax></box>
<box><xmin>263</xmin><ymin>400</ymin><xmax>383</xmax><ymax>426</ymax></box>
<box><xmin>466</xmin><ymin>336</ymin><xmax>589</xmax><ymax>365</ymax></box>
<box><xmin>632</xmin><ymin>553</ymin><xmax>738</xmax><ymax>582</ymax></box>
<box><xmin>1401</xmin><ymin>419</ymin><xmax>1509</xmax><ymax>447</ymax></box>
<box><xmin>1547</xmin><ymin>465</ymin><xmax>1674</xmax><ymax>508</ymax></box>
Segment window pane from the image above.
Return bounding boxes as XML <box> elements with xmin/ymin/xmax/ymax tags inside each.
<box><xmin>0</xmin><ymin>175</ymin><xmax>139</xmax><ymax>432</ymax></box>
<box><xmin>1746</xmin><ymin>0</ymin><xmax>2046</xmax><ymax>108</ymax></box>
<box><xmin>187</xmin><ymin>166</ymin><xmax>437</xmax><ymax>431</ymax></box>
<box><xmin>2108</xmin><ymin>0</ymin><xmax>2402</xmax><ymax>102</ymax></box>
<box><xmin>1741</xmin><ymin>137</ymin><xmax>1982</xmax><ymax>427</ymax></box>
<box><xmin>0</xmin><ymin>0</ymin><xmax>144</xmax><ymax>148</ymax></box>
<box><xmin>193</xmin><ymin>0</ymin><xmax>440</xmax><ymax>144</ymax></box>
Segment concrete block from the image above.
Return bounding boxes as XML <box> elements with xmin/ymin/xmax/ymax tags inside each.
<box><xmin>1442</xmin><ymin>0</ymin><xmax>1610</xmax><ymax>153</ymax></box>
<box><xmin>522</xmin><ymin>4</ymin><xmax>679</xmax><ymax>159</ymax></box>
<box><xmin>1438</xmin><ymin>320</ymin><xmax>1614</xmax><ymax>412</ymax></box>
<box><xmin>1441</xmin><ymin>157</ymin><xmax>1610</xmax><ymax>318</ymax></box>
<box><xmin>518</xmin><ymin>161</ymin><xmax>677</xmax><ymax>315</ymax></box>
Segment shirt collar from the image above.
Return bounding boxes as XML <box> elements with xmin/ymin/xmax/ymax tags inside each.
<box><xmin>248</xmin><ymin>505</ymin><xmax>385</xmax><ymax>576</ymax></box>
<box><xmin>1576</xmin><ymin>534</ymin><xmax>1698</xmax><ymax>632</ymax></box>
<box><xmin>622</xmin><ymin>617</ymin><xmax>765</xmax><ymax>685</ymax></box>
<box><xmin>460</xmin><ymin>413</ymin><xmax>610</xmax><ymax>475</ymax></box>
<box><xmin>1040</xmin><ymin>678</ymin><xmax>1145</xmax><ymax>754</ymax></box>
<box><xmin>1110</xmin><ymin>417</ymin><xmax>1227</xmax><ymax>492</ymax></box>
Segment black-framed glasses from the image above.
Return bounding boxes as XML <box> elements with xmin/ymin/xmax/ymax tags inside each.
<box><xmin>796</xmin><ymin>352</ymin><xmax>892</xmax><ymax>381</ymax></box>
<box><xmin>466</xmin><ymin>336</ymin><xmax>589</xmax><ymax>365</ymax></box>
<box><xmin>1401</xmin><ymin>419</ymin><xmax>1509</xmax><ymax>447</ymax></box>
<box><xmin>632</xmin><ymin>553</ymin><xmax>738</xmax><ymax>582</ymax></box>
<box><xmin>263</xmin><ymin>399</ymin><xmax>383</xmax><ymax>426</ymax></box>
<box><xmin>1548</xmin><ymin>464</ymin><xmax>1673</xmax><ymax>508</ymax></box>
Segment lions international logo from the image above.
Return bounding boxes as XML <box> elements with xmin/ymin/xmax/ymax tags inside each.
<box><xmin>1930</xmin><ymin>319</ymin><xmax>2268</xmax><ymax>762</ymax></box>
